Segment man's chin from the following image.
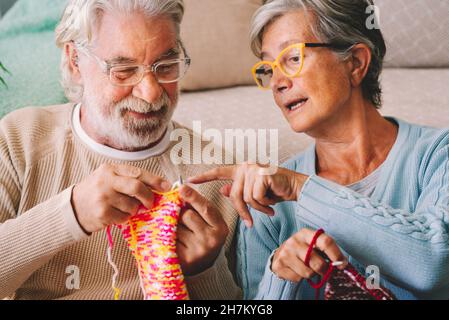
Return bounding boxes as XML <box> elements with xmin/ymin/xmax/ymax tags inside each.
<box><xmin>116</xmin><ymin>121</ymin><xmax>169</xmax><ymax>150</ymax></box>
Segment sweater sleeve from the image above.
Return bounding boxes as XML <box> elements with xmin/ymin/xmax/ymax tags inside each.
<box><xmin>0</xmin><ymin>126</ymin><xmax>89</xmax><ymax>298</ymax></box>
<box><xmin>237</xmin><ymin>213</ymin><xmax>303</xmax><ymax>300</ymax></box>
<box><xmin>184</xmin><ymin>248</ymin><xmax>243</xmax><ymax>300</ymax></box>
<box><xmin>296</xmin><ymin>143</ymin><xmax>449</xmax><ymax>294</ymax></box>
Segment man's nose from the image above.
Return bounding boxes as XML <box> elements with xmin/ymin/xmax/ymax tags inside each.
<box><xmin>132</xmin><ymin>72</ymin><xmax>163</xmax><ymax>103</ymax></box>
<box><xmin>270</xmin><ymin>67</ymin><xmax>292</xmax><ymax>93</ymax></box>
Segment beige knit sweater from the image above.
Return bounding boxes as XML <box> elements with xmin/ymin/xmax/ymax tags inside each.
<box><xmin>0</xmin><ymin>104</ymin><xmax>242</xmax><ymax>300</ymax></box>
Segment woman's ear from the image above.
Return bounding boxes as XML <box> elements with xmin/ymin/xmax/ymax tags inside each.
<box><xmin>64</xmin><ymin>42</ymin><xmax>81</xmax><ymax>83</ymax></box>
<box><xmin>347</xmin><ymin>43</ymin><xmax>372</xmax><ymax>88</ymax></box>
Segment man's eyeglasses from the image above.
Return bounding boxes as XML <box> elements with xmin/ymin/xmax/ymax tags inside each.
<box><xmin>76</xmin><ymin>44</ymin><xmax>191</xmax><ymax>87</ymax></box>
<box><xmin>251</xmin><ymin>42</ymin><xmax>351</xmax><ymax>90</ymax></box>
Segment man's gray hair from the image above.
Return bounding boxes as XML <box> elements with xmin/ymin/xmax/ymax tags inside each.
<box><xmin>250</xmin><ymin>0</ymin><xmax>386</xmax><ymax>108</ymax></box>
<box><xmin>55</xmin><ymin>0</ymin><xmax>185</xmax><ymax>102</ymax></box>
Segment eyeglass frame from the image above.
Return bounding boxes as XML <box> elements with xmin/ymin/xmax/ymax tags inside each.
<box><xmin>251</xmin><ymin>42</ymin><xmax>351</xmax><ymax>90</ymax></box>
<box><xmin>74</xmin><ymin>42</ymin><xmax>191</xmax><ymax>87</ymax></box>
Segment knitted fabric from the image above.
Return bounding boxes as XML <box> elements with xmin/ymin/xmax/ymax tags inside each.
<box><xmin>305</xmin><ymin>229</ymin><xmax>396</xmax><ymax>300</ymax></box>
<box><xmin>325</xmin><ymin>265</ymin><xmax>396</xmax><ymax>300</ymax></box>
<box><xmin>107</xmin><ymin>187</ymin><xmax>189</xmax><ymax>300</ymax></box>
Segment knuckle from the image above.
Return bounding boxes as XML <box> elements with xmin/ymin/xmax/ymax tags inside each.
<box><xmin>96</xmin><ymin>192</ymin><xmax>108</xmax><ymax>204</ymax></box>
<box><xmin>208</xmin><ymin>236</ymin><xmax>221</xmax><ymax>249</ymax></box>
<box><xmin>204</xmin><ymin>202</ymin><xmax>214</xmax><ymax>214</ymax></box>
<box><xmin>93</xmin><ymin>175</ymin><xmax>106</xmax><ymax>189</ymax></box>
<box><xmin>129</xmin><ymin>180</ymin><xmax>142</xmax><ymax>194</ymax></box>
<box><xmin>195</xmin><ymin>245</ymin><xmax>208</xmax><ymax>258</ymax></box>
<box><xmin>278</xmin><ymin>248</ymin><xmax>289</xmax><ymax>261</ymax></box>
<box><xmin>303</xmin><ymin>269</ymin><xmax>315</xmax><ymax>279</ymax></box>
<box><xmin>243</xmin><ymin>194</ymin><xmax>252</xmax><ymax>203</ymax></box>
<box><xmin>99</xmin><ymin>163</ymin><xmax>113</xmax><ymax>173</ymax></box>
<box><xmin>130</xmin><ymin>201</ymin><xmax>140</xmax><ymax>213</ymax></box>
<box><xmin>321</xmin><ymin>235</ymin><xmax>335</xmax><ymax>248</ymax></box>
<box><xmin>284</xmin><ymin>238</ymin><xmax>296</xmax><ymax>248</ymax></box>
<box><xmin>311</xmin><ymin>259</ymin><xmax>327</xmax><ymax>274</ymax></box>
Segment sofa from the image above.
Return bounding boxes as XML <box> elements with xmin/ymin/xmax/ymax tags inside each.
<box><xmin>1</xmin><ymin>0</ymin><xmax>448</xmax><ymax>163</ymax></box>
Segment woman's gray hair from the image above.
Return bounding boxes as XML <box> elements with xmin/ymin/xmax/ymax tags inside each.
<box><xmin>55</xmin><ymin>0</ymin><xmax>185</xmax><ymax>102</ymax></box>
<box><xmin>251</xmin><ymin>0</ymin><xmax>386</xmax><ymax>108</ymax></box>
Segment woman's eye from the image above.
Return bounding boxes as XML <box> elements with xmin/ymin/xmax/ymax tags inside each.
<box><xmin>289</xmin><ymin>56</ymin><xmax>301</xmax><ymax>64</ymax></box>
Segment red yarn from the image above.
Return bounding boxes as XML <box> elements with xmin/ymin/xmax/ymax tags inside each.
<box><xmin>304</xmin><ymin>229</ymin><xmax>334</xmax><ymax>299</ymax></box>
<box><xmin>304</xmin><ymin>228</ymin><xmax>396</xmax><ymax>300</ymax></box>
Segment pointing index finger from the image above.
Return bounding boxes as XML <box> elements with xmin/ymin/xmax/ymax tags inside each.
<box><xmin>188</xmin><ymin>166</ymin><xmax>236</xmax><ymax>184</ymax></box>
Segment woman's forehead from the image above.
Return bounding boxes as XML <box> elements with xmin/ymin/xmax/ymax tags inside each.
<box><xmin>261</xmin><ymin>11</ymin><xmax>317</xmax><ymax>59</ymax></box>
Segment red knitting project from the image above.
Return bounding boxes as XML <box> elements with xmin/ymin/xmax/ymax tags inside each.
<box><xmin>305</xmin><ymin>229</ymin><xmax>396</xmax><ymax>300</ymax></box>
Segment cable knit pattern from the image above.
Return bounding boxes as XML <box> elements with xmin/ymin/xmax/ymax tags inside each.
<box><xmin>238</xmin><ymin>117</ymin><xmax>449</xmax><ymax>300</ymax></box>
<box><xmin>332</xmin><ymin>192</ymin><xmax>448</xmax><ymax>244</ymax></box>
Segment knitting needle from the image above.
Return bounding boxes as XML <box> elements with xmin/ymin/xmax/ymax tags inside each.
<box><xmin>331</xmin><ymin>261</ymin><xmax>344</xmax><ymax>267</ymax></box>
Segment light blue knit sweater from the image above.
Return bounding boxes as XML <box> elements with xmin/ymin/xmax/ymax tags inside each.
<box><xmin>237</xmin><ymin>118</ymin><xmax>449</xmax><ymax>300</ymax></box>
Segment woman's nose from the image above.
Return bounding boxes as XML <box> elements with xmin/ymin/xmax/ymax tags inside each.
<box><xmin>132</xmin><ymin>72</ymin><xmax>163</xmax><ymax>103</ymax></box>
<box><xmin>270</xmin><ymin>67</ymin><xmax>292</xmax><ymax>93</ymax></box>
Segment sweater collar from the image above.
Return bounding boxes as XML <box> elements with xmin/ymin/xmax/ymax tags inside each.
<box><xmin>71</xmin><ymin>103</ymin><xmax>174</xmax><ymax>161</ymax></box>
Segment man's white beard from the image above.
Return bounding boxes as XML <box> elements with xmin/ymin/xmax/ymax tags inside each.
<box><xmin>83</xmin><ymin>92</ymin><xmax>177</xmax><ymax>151</ymax></box>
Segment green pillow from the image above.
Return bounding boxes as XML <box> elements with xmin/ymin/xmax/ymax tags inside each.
<box><xmin>0</xmin><ymin>0</ymin><xmax>68</xmax><ymax>118</ymax></box>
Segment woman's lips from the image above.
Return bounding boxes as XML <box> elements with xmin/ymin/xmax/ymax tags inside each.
<box><xmin>286</xmin><ymin>98</ymin><xmax>308</xmax><ymax>113</ymax></box>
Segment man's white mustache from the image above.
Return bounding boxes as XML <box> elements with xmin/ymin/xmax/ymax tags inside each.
<box><xmin>117</xmin><ymin>95</ymin><xmax>170</xmax><ymax>114</ymax></box>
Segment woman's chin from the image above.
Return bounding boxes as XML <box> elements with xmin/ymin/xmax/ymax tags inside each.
<box><xmin>286</xmin><ymin>115</ymin><xmax>314</xmax><ymax>133</ymax></box>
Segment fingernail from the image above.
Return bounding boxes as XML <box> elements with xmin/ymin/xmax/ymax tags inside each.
<box><xmin>181</xmin><ymin>186</ymin><xmax>192</xmax><ymax>197</ymax></box>
<box><xmin>161</xmin><ymin>181</ymin><xmax>171</xmax><ymax>191</ymax></box>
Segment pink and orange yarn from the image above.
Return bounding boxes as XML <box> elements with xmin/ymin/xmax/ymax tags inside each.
<box><xmin>106</xmin><ymin>186</ymin><xmax>189</xmax><ymax>300</ymax></box>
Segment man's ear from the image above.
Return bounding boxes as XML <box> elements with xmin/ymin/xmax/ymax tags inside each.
<box><xmin>64</xmin><ymin>42</ymin><xmax>82</xmax><ymax>83</ymax></box>
<box><xmin>347</xmin><ymin>43</ymin><xmax>372</xmax><ymax>88</ymax></box>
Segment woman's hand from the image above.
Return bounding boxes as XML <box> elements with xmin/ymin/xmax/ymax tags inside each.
<box><xmin>188</xmin><ymin>163</ymin><xmax>308</xmax><ymax>227</ymax></box>
<box><xmin>272</xmin><ymin>228</ymin><xmax>348</xmax><ymax>282</ymax></box>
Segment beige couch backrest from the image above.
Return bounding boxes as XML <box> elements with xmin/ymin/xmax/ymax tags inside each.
<box><xmin>179</xmin><ymin>0</ymin><xmax>449</xmax><ymax>93</ymax></box>
<box><xmin>180</xmin><ymin>0</ymin><xmax>262</xmax><ymax>91</ymax></box>
<box><xmin>376</xmin><ymin>0</ymin><xmax>449</xmax><ymax>68</ymax></box>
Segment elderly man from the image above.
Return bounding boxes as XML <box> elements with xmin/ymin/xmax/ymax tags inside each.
<box><xmin>0</xmin><ymin>0</ymin><xmax>241</xmax><ymax>300</ymax></box>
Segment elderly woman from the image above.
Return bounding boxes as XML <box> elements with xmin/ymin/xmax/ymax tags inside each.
<box><xmin>190</xmin><ymin>0</ymin><xmax>449</xmax><ymax>300</ymax></box>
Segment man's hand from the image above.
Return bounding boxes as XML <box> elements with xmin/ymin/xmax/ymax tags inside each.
<box><xmin>176</xmin><ymin>185</ymin><xmax>229</xmax><ymax>276</ymax></box>
<box><xmin>71</xmin><ymin>163</ymin><xmax>171</xmax><ymax>234</ymax></box>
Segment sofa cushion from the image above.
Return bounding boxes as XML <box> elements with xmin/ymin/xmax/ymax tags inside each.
<box><xmin>180</xmin><ymin>0</ymin><xmax>262</xmax><ymax>91</ymax></box>
<box><xmin>376</xmin><ymin>0</ymin><xmax>449</xmax><ymax>68</ymax></box>
<box><xmin>0</xmin><ymin>0</ymin><xmax>68</xmax><ymax>118</ymax></box>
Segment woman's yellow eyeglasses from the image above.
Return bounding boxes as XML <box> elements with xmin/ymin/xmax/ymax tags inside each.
<box><xmin>251</xmin><ymin>42</ymin><xmax>350</xmax><ymax>89</ymax></box>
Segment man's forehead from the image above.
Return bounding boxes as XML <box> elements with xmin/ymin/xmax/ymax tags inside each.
<box><xmin>92</xmin><ymin>9</ymin><xmax>178</xmax><ymax>60</ymax></box>
<box><xmin>105</xmin><ymin>47</ymin><xmax>180</xmax><ymax>65</ymax></box>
